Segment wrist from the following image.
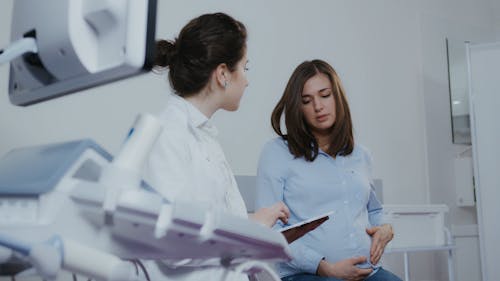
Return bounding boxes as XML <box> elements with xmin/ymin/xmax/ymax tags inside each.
<box><xmin>316</xmin><ymin>259</ymin><xmax>327</xmax><ymax>276</ymax></box>
<box><xmin>316</xmin><ymin>259</ymin><xmax>336</xmax><ymax>277</ymax></box>
<box><xmin>248</xmin><ymin>213</ymin><xmax>265</xmax><ymax>226</ymax></box>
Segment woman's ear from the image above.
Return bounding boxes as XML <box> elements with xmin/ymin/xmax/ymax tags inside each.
<box><xmin>214</xmin><ymin>63</ymin><xmax>230</xmax><ymax>88</ymax></box>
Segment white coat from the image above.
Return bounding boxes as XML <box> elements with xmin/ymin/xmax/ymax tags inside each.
<box><xmin>142</xmin><ymin>94</ymin><xmax>248</xmax><ymax>281</ymax></box>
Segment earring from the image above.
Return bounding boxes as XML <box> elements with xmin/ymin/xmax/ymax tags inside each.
<box><xmin>224</xmin><ymin>81</ymin><xmax>228</xmax><ymax>88</ymax></box>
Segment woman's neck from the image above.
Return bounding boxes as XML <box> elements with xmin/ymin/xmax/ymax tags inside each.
<box><xmin>314</xmin><ymin>133</ymin><xmax>330</xmax><ymax>152</ymax></box>
<box><xmin>185</xmin><ymin>89</ymin><xmax>221</xmax><ymax>118</ymax></box>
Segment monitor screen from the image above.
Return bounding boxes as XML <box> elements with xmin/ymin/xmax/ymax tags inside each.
<box><xmin>7</xmin><ymin>0</ymin><xmax>157</xmax><ymax>106</ymax></box>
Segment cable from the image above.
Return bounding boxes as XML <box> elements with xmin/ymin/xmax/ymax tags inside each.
<box><xmin>124</xmin><ymin>259</ymin><xmax>150</xmax><ymax>281</ymax></box>
<box><xmin>0</xmin><ymin>37</ymin><xmax>38</xmax><ymax>65</ymax></box>
<box><xmin>134</xmin><ymin>259</ymin><xmax>150</xmax><ymax>281</ymax></box>
<box><xmin>223</xmin><ymin>260</ymin><xmax>281</xmax><ymax>281</ymax></box>
<box><xmin>127</xmin><ymin>259</ymin><xmax>139</xmax><ymax>276</ymax></box>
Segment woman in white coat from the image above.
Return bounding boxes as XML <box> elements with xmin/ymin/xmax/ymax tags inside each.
<box><xmin>143</xmin><ymin>12</ymin><xmax>292</xmax><ymax>281</ymax></box>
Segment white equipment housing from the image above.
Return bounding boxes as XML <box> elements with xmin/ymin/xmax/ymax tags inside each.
<box><xmin>0</xmin><ymin>114</ymin><xmax>291</xmax><ymax>280</ymax></box>
<box><xmin>7</xmin><ymin>0</ymin><xmax>156</xmax><ymax>106</ymax></box>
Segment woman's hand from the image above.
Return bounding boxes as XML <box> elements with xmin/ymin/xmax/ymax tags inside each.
<box><xmin>366</xmin><ymin>224</ymin><xmax>394</xmax><ymax>264</ymax></box>
<box><xmin>316</xmin><ymin>257</ymin><xmax>373</xmax><ymax>281</ymax></box>
<box><xmin>249</xmin><ymin>201</ymin><xmax>290</xmax><ymax>227</ymax></box>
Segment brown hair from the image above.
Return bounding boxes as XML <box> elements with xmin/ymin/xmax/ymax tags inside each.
<box><xmin>271</xmin><ymin>59</ymin><xmax>354</xmax><ymax>161</ymax></box>
<box><xmin>154</xmin><ymin>13</ymin><xmax>247</xmax><ymax>97</ymax></box>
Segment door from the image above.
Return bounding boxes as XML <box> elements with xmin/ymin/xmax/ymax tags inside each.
<box><xmin>467</xmin><ymin>41</ymin><xmax>500</xmax><ymax>281</ymax></box>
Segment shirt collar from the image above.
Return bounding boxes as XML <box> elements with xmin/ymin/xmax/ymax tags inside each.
<box><xmin>169</xmin><ymin>94</ymin><xmax>218</xmax><ymax>137</ymax></box>
<box><xmin>318</xmin><ymin>145</ymin><xmax>361</xmax><ymax>161</ymax></box>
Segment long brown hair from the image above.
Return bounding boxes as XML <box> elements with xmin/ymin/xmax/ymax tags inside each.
<box><xmin>271</xmin><ymin>59</ymin><xmax>354</xmax><ymax>161</ymax></box>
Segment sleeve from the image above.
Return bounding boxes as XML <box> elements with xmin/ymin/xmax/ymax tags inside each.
<box><xmin>255</xmin><ymin>140</ymin><xmax>286</xmax><ymax>223</ymax></box>
<box><xmin>362</xmin><ymin>146</ymin><xmax>385</xmax><ymax>226</ymax></box>
<box><xmin>287</xmin><ymin>243</ymin><xmax>325</xmax><ymax>274</ymax></box>
<box><xmin>143</xmin><ymin>128</ymin><xmax>192</xmax><ymax>202</ymax></box>
<box><xmin>255</xmin><ymin>140</ymin><xmax>324</xmax><ymax>274</ymax></box>
<box><xmin>367</xmin><ymin>187</ymin><xmax>384</xmax><ymax>226</ymax></box>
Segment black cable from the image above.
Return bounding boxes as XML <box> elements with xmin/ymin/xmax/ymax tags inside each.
<box><xmin>72</xmin><ymin>273</ymin><xmax>78</xmax><ymax>281</ymax></box>
<box><xmin>124</xmin><ymin>258</ymin><xmax>150</xmax><ymax>281</ymax></box>
<box><xmin>131</xmin><ymin>259</ymin><xmax>139</xmax><ymax>276</ymax></box>
<box><xmin>135</xmin><ymin>260</ymin><xmax>151</xmax><ymax>281</ymax></box>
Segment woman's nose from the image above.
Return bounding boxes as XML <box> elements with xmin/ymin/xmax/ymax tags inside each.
<box><xmin>313</xmin><ymin>99</ymin><xmax>323</xmax><ymax>112</ymax></box>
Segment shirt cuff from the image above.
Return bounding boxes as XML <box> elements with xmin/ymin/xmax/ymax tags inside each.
<box><xmin>290</xmin><ymin>245</ymin><xmax>325</xmax><ymax>274</ymax></box>
<box><xmin>369</xmin><ymin>211</ymin><xmax>385</xmax><ymax>226</ymax></box>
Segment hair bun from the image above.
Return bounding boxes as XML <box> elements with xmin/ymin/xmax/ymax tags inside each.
<box><xmin>154</xmin><ymin>39</ymin><xmax>178</xmax><ymax>68</ymax></box>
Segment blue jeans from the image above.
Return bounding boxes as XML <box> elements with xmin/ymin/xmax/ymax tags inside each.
<box><xmin>281</xmin><ymin>267</ymin><xmax>402</xmax><ymax>281</ymax></box>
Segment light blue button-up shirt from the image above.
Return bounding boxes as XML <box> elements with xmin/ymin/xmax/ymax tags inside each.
<box><xmin>255</xmin><ymin>138</ymin><xmax>384</xmax><ymax>278</ymax></box>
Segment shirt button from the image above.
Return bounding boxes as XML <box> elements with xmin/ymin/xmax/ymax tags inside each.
<box><xmin>344</xmin><ymin>200</ymin><xmax>349</xmax><ymax>204</ymax></box>
<box><xmin>342</xmin><ymin>180</ymin><xmax>346</xmax><ymax>185</ymax></box>
<box><xmin>350</xmin><ymin>233</ymin><xmax>355</xmax><ymax>238</ymax></box>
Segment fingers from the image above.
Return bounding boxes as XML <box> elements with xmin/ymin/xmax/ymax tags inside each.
<box><xmin>370</xmin><ymin>241</ymin><xmax>375</xmax><ymax>257</ymax></box>
<box><xmin>273</xmin><ymin>201</ymin><xmax>290</xmax><ymax>224</ymax></box>
<box><xmin>275</xmin><ymin>201</ymin><xmax>290</xmax><ymax>218</ymax></box>
<box><xmin>366</xmin><ymin>226</ymin><xmax>379</xmax><ymax>236</ymax></box>
<box><xmin>370</xmin><ymin>233</ymin><xmax>382</xmax><ymax>255</ymax></box>
<box><xmin>355</xmin><ymin>268</ymin><xmax>373</xmax><ymax>279</ymax></box>
<box><xmin>349</xmin><ymin>255</ymin><xmax>367</xmax><ymax>265</ymax></box>
<box><xmin>278</xmin><ymin>210</ymin><xmax>288</xmax><ymax>224</ymax></box>
<box><xmin>349</xmin><ymin>265</ymin><xmax>373</xmax><ymax>281</ymax></box>
<box><xmin>348</xmin><ymin>256</ymin><xmax>374</xmax><ymax>277</ymax></box>
<box><xmin>368</xmin><ymin>226</ymin><xmax>390</xmax><ymax>259</ymax></box>
<box><xmin>370</xmin><ymin>235</ymin><xmax>380</xmax><ymax>259</ymax></box>
<box><xmin>370</xmin><ymin>237</ymin><xmax>386</xmax><ymax>264</ymax></box>
<box><xmin>371</xmin><ymin>245</ymin><xmax>382</xmax><ymax>264</ymax></box>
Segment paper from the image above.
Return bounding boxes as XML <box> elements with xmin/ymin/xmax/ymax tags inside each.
<box><xmin>280</xmin><ymin>210</ymin><xmax>334</xmax><ymax>232</ymax></box>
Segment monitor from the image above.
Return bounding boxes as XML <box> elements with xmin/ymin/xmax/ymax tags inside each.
<box><xmin>7</xmin><ymin>0</ymin><xmax>157</xmax><ymax>106</ymax></box>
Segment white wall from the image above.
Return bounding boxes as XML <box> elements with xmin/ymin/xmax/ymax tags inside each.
<box><xmin>0</xmin><ymin>0</ymin><xmax>430</xmax><ymax>205</ymax></box>
<box><xmin>490</xmin><ymin>0</ymin><xmax>500</xmax><ymax>39</ymax></box>
<box><xmin>1</xmin><ymin>1</ymin><xmax>498</xmax><ymax>280</ymax></box>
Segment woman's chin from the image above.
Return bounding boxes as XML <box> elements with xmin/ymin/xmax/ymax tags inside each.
<box><xmin>224</xmin><ymin>103</ymin><xmax>240</xmax><ymax>112</ymax></box>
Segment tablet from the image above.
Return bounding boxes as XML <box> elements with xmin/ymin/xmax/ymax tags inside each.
<box><xmin>280</xmin><ymin>210</ymin><xmax>334</xmax><ymax>232</ymax></box>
